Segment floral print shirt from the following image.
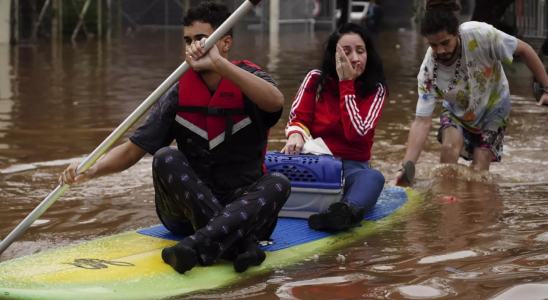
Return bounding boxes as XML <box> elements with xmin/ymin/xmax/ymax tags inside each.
<box><xmin>416</xmin><ymin>21</ymin><xmax>518</xmax><ymax>132</ymax></box>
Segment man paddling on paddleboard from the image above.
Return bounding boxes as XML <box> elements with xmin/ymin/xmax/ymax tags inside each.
<box><xmin>59</xmin><ymin>1</ymin><xmax>290</xmax><ymax>274</ymax></box>
<box><xmin>394</xmin><ymin>0</ymin><xmax>548</xmax><ymax>186</ymax></box>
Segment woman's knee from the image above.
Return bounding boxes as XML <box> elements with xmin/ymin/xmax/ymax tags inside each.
<box><xmin>344</xmin><ymin>169</ymin><xmax>385</xmax><ymax>209</ymax></box>
<box><xmin>350</xmin><ymin>169</ymin><xmax>385</xmax><ymax>188</ymax></box>
<box><xmin>368</xmin><ymin>169</ymin><xmax>386</xmax><ymax>188</ymax></box>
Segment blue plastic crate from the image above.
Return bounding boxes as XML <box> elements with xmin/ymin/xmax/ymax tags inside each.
<box><xmin>264</xmin><ymin>152</ymin><xmax>343</xmax><ymax>190</ymax></box>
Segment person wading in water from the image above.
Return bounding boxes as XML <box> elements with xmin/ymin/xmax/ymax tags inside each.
<box><xmin>394</xmin><ymin>0</ymin><xmax>548</xmax><ymax>186</ymax></box>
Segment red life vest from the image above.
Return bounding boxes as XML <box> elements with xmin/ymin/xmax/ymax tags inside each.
<box><xmin>177</xmin><ymin>61</ymin><xmax>253</xmax><ymax>150</ymax></box>
<box><xmin>172</xmin><ymin>60</ymin><xmax>270</xmax><ymax>195</ymax></box>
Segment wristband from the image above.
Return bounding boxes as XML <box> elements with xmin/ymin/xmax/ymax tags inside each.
<box><xmin>287</xmin><ymin>131</ymin><xmax>305</xmax><ymax>140</ymax></box>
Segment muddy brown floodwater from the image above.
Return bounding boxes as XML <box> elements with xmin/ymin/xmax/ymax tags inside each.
<box><xmin>1</xmin><ymin>27</ymin><xmax>548</xmax><ymax>299</ymax></box>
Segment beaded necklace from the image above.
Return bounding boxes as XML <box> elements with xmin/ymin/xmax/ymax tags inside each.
<box><xmin>431</xmin><ymin>38</ymin><xmax>463</xmax><ymax>94</ymax></box>
<box><xmin>432</xmin><ymin>54</ymin><xmax>462</xmax><ymax>94</ymax></box>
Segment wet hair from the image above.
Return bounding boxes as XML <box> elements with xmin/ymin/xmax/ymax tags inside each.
<box><xmin>182</xmin><ymin>1</ymin><xmax>233</xmax><ymax>37</ymax></box>
<box><xmin>314</xmin><ymin>23</ymin><xmax>387</xmax><ymax>98</ymax></box>
<box><xmin>420</xmin><ymin>0</ymin><xmax>461</xmax><ymax>36</ymax></box>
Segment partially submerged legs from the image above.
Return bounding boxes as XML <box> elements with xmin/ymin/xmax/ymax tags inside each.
<box><xmin>438</xmin><ymin>119</ymin><xmax>502</xmax><ymax>172</ymax></box>
<box><xmin>471</xmin><ymin>148</ymin><xmax>492</xmax><ymax>171</ymax></box>
<box><xmin>440</xmin><ymin>126</ymin><xmax>464</xmax><ymax>164</ymax></box>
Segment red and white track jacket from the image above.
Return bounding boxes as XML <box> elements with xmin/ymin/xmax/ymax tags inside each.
<box><xmin>286</xmin><ymin>70</ymin><xmax>387</xmax><ymax>162</ymax></box>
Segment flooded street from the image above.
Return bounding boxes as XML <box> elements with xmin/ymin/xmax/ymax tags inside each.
<box><xmin>1</xmin><ymin>26</ymin><xmax>548</xmax><ymax>299</ymax></box>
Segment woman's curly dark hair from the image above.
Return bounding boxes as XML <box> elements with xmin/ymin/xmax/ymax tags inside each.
<box><xmin>313</xmin><ymin>23</ymin><xmax>387</xmax><ymax>99</ymax></box>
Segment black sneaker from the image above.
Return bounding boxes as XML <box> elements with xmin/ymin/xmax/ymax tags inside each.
<box><xmin>349</xmin><ymin>205</ymin><xmax>365</xmax><ymax>227</ymax></box>
<box><xmin>308</xmin><ymin>202</ymin><xmax>353</xmax><ymax>231</ymax></box>
<box><xmin>161</xmin><ymin>238</ymin><xmax>198</xmax><ymax>274</ymax></box>
<box><xmin>233</xmin><ymin>239</ymin><xmax>266</xmax><ymax>273</ymax></box>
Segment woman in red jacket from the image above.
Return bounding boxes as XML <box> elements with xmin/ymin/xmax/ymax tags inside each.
<box><xmin>281</xmin><ymin>23</ymin><xmax>387</xmax><ymax>231</ymax></box>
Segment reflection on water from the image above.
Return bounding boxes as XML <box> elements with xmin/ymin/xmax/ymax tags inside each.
<box><xmin>1</xmin><ymin>26</ymin><xmax>548</xmax><ymax>299</ymax></box>
<box><xmin>418</xmin><ymin>250</ymin><xmax>479</xmax><ymax>264</ymax></box>
<box><xmin>491</xmin><ymin>284</ymin><xmax>548</xmax><ymax>300</ymax></box>
<box><xmin>395</xmin><ymin>285</ymin><xmax>447</xmax><ymax>299</ymax></box>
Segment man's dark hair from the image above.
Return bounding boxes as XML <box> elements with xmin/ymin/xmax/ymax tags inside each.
<box><xmin>182</xmin><ymin>1</ymin><xmax>233</xmax><ymax>37</ymax></box>
<box><xmin>420</xmin><ymin>0</ymin><xmax>461</xmax><ymax>36</ymax></box>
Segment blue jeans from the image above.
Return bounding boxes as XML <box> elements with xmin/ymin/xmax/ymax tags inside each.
<box><xmin>342</xmin><ymin>160</ymin><xmax>385</xmax><ymax>212</ymax></box>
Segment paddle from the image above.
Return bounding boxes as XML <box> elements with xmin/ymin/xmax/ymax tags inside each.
<box><xmin>0</xmin><ymin>0</ymin><xmax>263</xmax><ymax>256</ymax></box>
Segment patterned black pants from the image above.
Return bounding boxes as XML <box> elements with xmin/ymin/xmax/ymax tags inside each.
<box><xmin>152</xmin><ymin>147</ymin><xmax>290</xmax><ymax>265</ymax></box>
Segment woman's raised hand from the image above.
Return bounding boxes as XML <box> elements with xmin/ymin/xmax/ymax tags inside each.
<box><xmin>335</xmin><ymin>44</ymin><xmax>363</xmax><ymax>81</ymax></box>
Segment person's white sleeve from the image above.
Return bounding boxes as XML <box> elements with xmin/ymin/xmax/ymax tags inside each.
<box><xmin>464</xmin><ymin>22</ymin><xmax>518</xmax><ymax>65</ymax></box>
<box><xmin>491</xmin><ymin>26</ymin><xmax>518</xmax><ymax>65</ymax></box>
<box><xmin>416</xmin><ymin>56</ymin><xmax>437</xmax><ymax>117</ymax></box>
